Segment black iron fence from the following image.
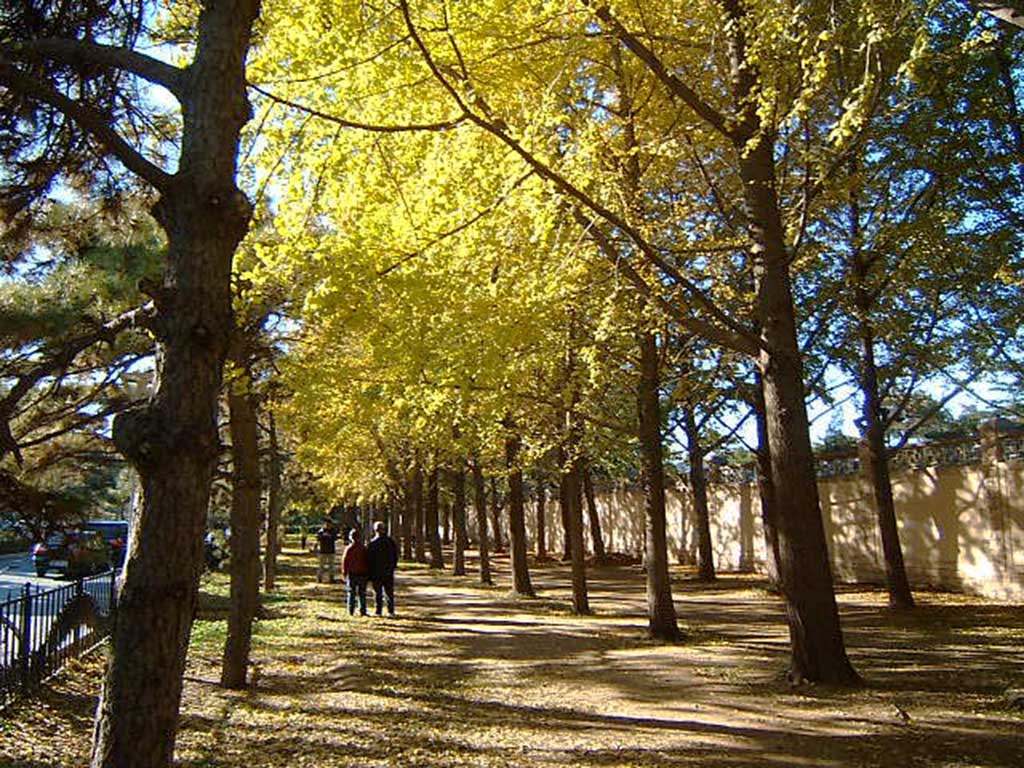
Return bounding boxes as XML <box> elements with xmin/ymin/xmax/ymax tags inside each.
<box><xmin>0</xmin><ymin>571</ymin><xmax>116</xmax><ymax>707</ymax></box>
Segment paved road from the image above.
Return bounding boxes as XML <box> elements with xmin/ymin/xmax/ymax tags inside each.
<box><xmin>0</xmin><ymin>552</ymin><xmax>71</xmax><ymax>599</ymax></box>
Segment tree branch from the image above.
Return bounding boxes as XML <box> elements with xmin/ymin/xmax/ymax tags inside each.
<box><xmin>2</xmin><ymin>38</ymin><xmax>186</xmax><ymax>98</ymax></box>
<box><xmin>399</xmin><ymin>0</ymin><xmax>758</xmax><ymax>356</ymax></box>
<box><xmin>0</xmin><ymin>58</ymin><xmax>173</xmax><ymax>191</ymax></box>
<box><xmin>581</xmin><ymin>2</ymin><xmax>734</xmax><ymax>138</ymax></box>
<box><xmin>249</xmin><ymin>82</ymin><xmax>468</xmax><ymax>133</ymax></box>
<box><xmin>971</xmin><ymin>1</ymin><xmax>1024</xmax><ymax>29</ymax></box>
<box><xmin>573</xmin><ymin>208</ymin><xmax>758</xmax><ymax>355</ymax></box>
<box><xmin>377</xmin><ymin>170</ymin><xmax>536</xmax><ymax>276</ymax></box>
<box><xmin>0</xmin><ymin>302</ymin><xmax>155</xmax><ymax>464</ymax></box>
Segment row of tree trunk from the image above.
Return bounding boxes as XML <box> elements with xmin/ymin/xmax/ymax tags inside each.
<box><xmin>77</xmin><ymin>3</ymin><xmax>926</xmax><ymax>762</ymax></box>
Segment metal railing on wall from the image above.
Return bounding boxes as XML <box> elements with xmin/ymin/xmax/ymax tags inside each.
<box><xmin>0</xmin><ymin>571</ymin><xmax>116</xmax><ymax>708</ymax></box>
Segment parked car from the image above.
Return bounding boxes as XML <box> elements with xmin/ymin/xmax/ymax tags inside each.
<box><xmin>31</xmin><ymin>530</ymin><xmax>111</xmax><ymax>578</ymax></box>
<box><xmin>84</xmin><ymin>520</ymin><xmax>130</xmax><ymax>566</ymax></box>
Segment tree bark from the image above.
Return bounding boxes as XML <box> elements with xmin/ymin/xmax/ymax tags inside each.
<box><xmin>853</xmin><ymin>267</ymin><xmax>915</xmax><ymax>609</ymax></box>
<box><xmin>563</xmin><ymin>442</ymin><xmax>590</xmax><ymax>615</ymax></box>
<box><xmin>558</xmin><ymin>465</ymin><xmax>572</xmax><ymax>561</ymax></box>
<box><xmin>711</xmin><ymin>0</ymin><xmax>856</xmax><ymax>682</ymax></box>
<box><xmin>221</xmin><ymin>351</ymin><xmax>262</xmax><ymax>689</ymax></box>
<box><xmin>753</xmin><ymin>374</ymin><xmax>782</xmax><ymax>591</ymax></box>
<box><xmin>741</xmin><ymin>134</ymin><xmax>857</xmax><ymax>681</ymax></box>
<box><xmin>264</xmin><ymin>411</ymin><xmax>281</xmax><ymax>592</ymax></box>
<box><xmin>489</xmin><ymin>476</ymin><xmax>504</xmax><ymax>552</ymax></box>
<box><xmin>681</xmin><ymin>403</ymin><xmax>716</xmax><ymax>581</ymax></box>
<box><xmin>89</xmin><ymin>5</ymin><xmax>261</xmax><ymax>765</ymax></box>
<box><xmin>401</xmin><ymin>474</ymin><xmax>413</xmax><ymax>561</ymax></box>
<box><xmin>452</xmin><ymin>467</ymin><xmax>468</xmax><ymax>576</ymax></box>
<box><xmin>581</xmin><ymin>463</ymin><xmax>607</xmax><ymax>563</ymax></box>
<box><xmin>413</xmin><ymin>465</ymin><xmax>426</xmax><ymax>563</ymax></box>
<box><xmin>846</xmin><ymin>185</ymin><xmax>914</xmax><ymax>610</ymax></box>
<box><xmin>442</xmin><ymin>495</ymin><xmax>452</xmax><ymax>546</ymax></box>
<box><xmin>505</xmin><ymin>435</ymin><xmax>534</xmax><ymax>597</ymax></box>
<box><xmin>471</xmin><ymin>458</ymin><xmax>493</xmax><ymax>585</ymax></box>
<box><xmin>426</xmin><ymin>466</ymin><xmax>444</xmax><ymax>569</ymax></box>
<box><xmin>637</xmin><ymin>331</ymin><xmax>680</xmax><ymax>641</ymax></box>
<box><xmin>535</xmin><ymin>476</ymin><xmax>547</xmax><ymax>559</ymax></box>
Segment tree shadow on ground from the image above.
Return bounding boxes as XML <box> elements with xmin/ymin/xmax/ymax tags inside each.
<box><xmin>5</xmin><ymin>547</ymin><xmax>1024</xmax><ymax>768</ymax></box>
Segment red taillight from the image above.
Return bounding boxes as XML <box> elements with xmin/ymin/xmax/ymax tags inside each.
<box><xmin>32</xmin><ymin>544</ymin><xmax>48</xmax><ymax>555</ymax></box>
<box><xmin>111</xmin><ymin>538</ymin><xmax>124</xmax><ymax>549</ymax></box>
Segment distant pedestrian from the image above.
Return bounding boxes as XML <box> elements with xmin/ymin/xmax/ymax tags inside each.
<box><xmin>367</xmin><ymin>521</ymin><xmax>399</xmax><ymax>616</ymax></box>
<box><xmin>315</xmin><ymin>518</ymin><xmax>339</xmax><ymax>583</ymax></box>
<box><xmin>342</xmin><ymin>528</ymin><xmax>370</xmax><ymax>616</ymax></box>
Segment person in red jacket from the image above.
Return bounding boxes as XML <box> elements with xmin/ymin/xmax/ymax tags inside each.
<box><xmin>341</xmin><ymin>528</ymin><xmax>370</xmax><ymax>616</ymax></box>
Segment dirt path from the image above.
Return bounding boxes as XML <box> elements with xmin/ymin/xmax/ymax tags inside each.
<box><xmin>3</xmin><ymin>549</ymin><xmax>1023</xmax><ymax>767</ymax></box>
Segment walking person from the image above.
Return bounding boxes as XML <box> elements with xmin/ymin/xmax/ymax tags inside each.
<box><xmin>315</xmin><ymin>517</ymin><xmax>339</xmax><ymax>583</ymax></box>
<box><xmin>342</xmin><ymin>528</ymin><xmax>370</xmax><ymax>616</ymax></box>
<box><xmin>367</xmin><ymin>521</ymin><xmax>399</xmax><ymax>616</ymax></box>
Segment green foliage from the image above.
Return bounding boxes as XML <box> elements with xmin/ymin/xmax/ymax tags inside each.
<box><xmin>0</xmin><ymin>200</ymin><xmax>160</xmax><ymax>532</ymax></box>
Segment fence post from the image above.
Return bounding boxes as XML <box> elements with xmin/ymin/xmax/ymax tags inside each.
<box><xmin>19</xmin><ymin>582</ymin><xmax>32</xmax><ymax>692</ymax></box>
<box><xmin>74</xmin><ymin>576</ymin><xmax>84</xmax><ymax>652</ymax></box>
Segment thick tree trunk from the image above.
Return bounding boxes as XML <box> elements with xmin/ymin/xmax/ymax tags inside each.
<box><xmin>489</xmin><ymin>477</ymin><xmax>504</xmax><ymax>552</ymax></box>
<box><xmin>753</xmin><ymin>375</ymin><xmax>781</xmax><ymax>591</ymax></box>
<box><xmin>535</xmin><ymin>476</ymin><xmax>547</xmax><ymax>559</ymax></box>
<box><xmin>401</xmin><ymin>476</ymin><xmax>413</xmax><ymax>561</ymax></box>
<box><xmin>471</xmin><ymin>459</ymin><xmax>493</xmax><ymax>585</ymax></box>
<box><xmin>758</xmin><ymin>330</ymin><xmax>856</xmax><ymax>682</ymax></box>
<box><xmin>221</xmin><ymin>356</ymin><xmax>262</xmax><ymax>689</ymax></box>
<box><xmin>637</xmin><ymin>331</ymin><xmax>680</xmax><ymax>641</ymax></box>
<box><xmin>90</xmin><ymin>6</ymin><xmax>260</xmax><ymax>765</ymax></box>
<box><xmin>264</xmin><ymin>412</ymin><xmax>281</xmax><ymax>592</ymax></box>
<box><xmin>581</xmin><ymin>463</ymin><xmax>607</xmax><ymax>563</ymax></box>
<box><xmin>426</xmin><ymin>467</ymin><xmax>444</xmax><ymax>569</ymax></box>
<box><xmin>442</xmin><ymin>496</ymin><xmax>452</xmax><ymax>546</ymax></box>
<box><xmin>722</xmin><ymin>0</ymin><xmax>856</xmax><ymax>686</ymax></box>
<box><xmin>681</xmin><ymin>404</ymin><xmax>716</xmax><ymax>581</ymax></box>
<box><xmin>558</xmin><ymin>463</ymin><xmax>572</xmax><ymax>561</ymax></box>
<box><xmin>505</xmin><ymin>435</ymin><xmax>534</xmax><ymax>597</ymax></box>
<box><xmin>741</xmin><ymin>138</ymin><xmax>857</xmax><ymax>683</ymax></box>
<box><xmin>452</xmin><ymin>468</ymin><xmax>468</xmax><ymax>576</ymax></box>
<box><xmin>564</xmin><ymin>442</ymin><xmax>590</xmax><ymax>615</ymax></box>
<box><xmin>413</xmin><ymin>465</ymin><xmax>426</xmax><ymax>563</ymax></box>
<box><xmin>852</xmin><ymin>229</ymin><xmax>915</xmax><ymax>610</ymax></box>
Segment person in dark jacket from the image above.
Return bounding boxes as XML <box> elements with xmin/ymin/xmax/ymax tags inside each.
<box><xmin>341</xmin><ymin>528</ymin><xmax>370</xmax><ymax>616</ymax></box>
<box><xmin>315</xmin><ymin>518</ymin><xmax>339</xmax><ymax>583</ymax></box>
<box><xmin>367</xmin><ymin>521</ymin><xmax>399</xmax><ymax>616</ymax></box>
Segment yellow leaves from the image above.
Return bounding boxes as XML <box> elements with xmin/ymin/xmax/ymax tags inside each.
<box><xmin>237</xmin><ymin>0</ymin><xmax>946</xmax><ymax>491</ymax></box>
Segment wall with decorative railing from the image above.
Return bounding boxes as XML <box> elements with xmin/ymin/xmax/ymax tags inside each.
<box><xmin>524</xmin><ymin>423</ymin><xmax>1024</xmax><ymax>601</ymax></box>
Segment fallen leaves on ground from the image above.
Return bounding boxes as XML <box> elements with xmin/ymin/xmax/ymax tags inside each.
<box><xmin>2</xmin><ymin>551</ymin><xmax>1023</xmax><ymax>767</ymax></box>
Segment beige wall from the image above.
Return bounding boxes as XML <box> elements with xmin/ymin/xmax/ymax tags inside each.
<box><xmin>529</xmin><ymin>458</ymin><xmax>1024</xmax><ymax>601</ymax></box>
